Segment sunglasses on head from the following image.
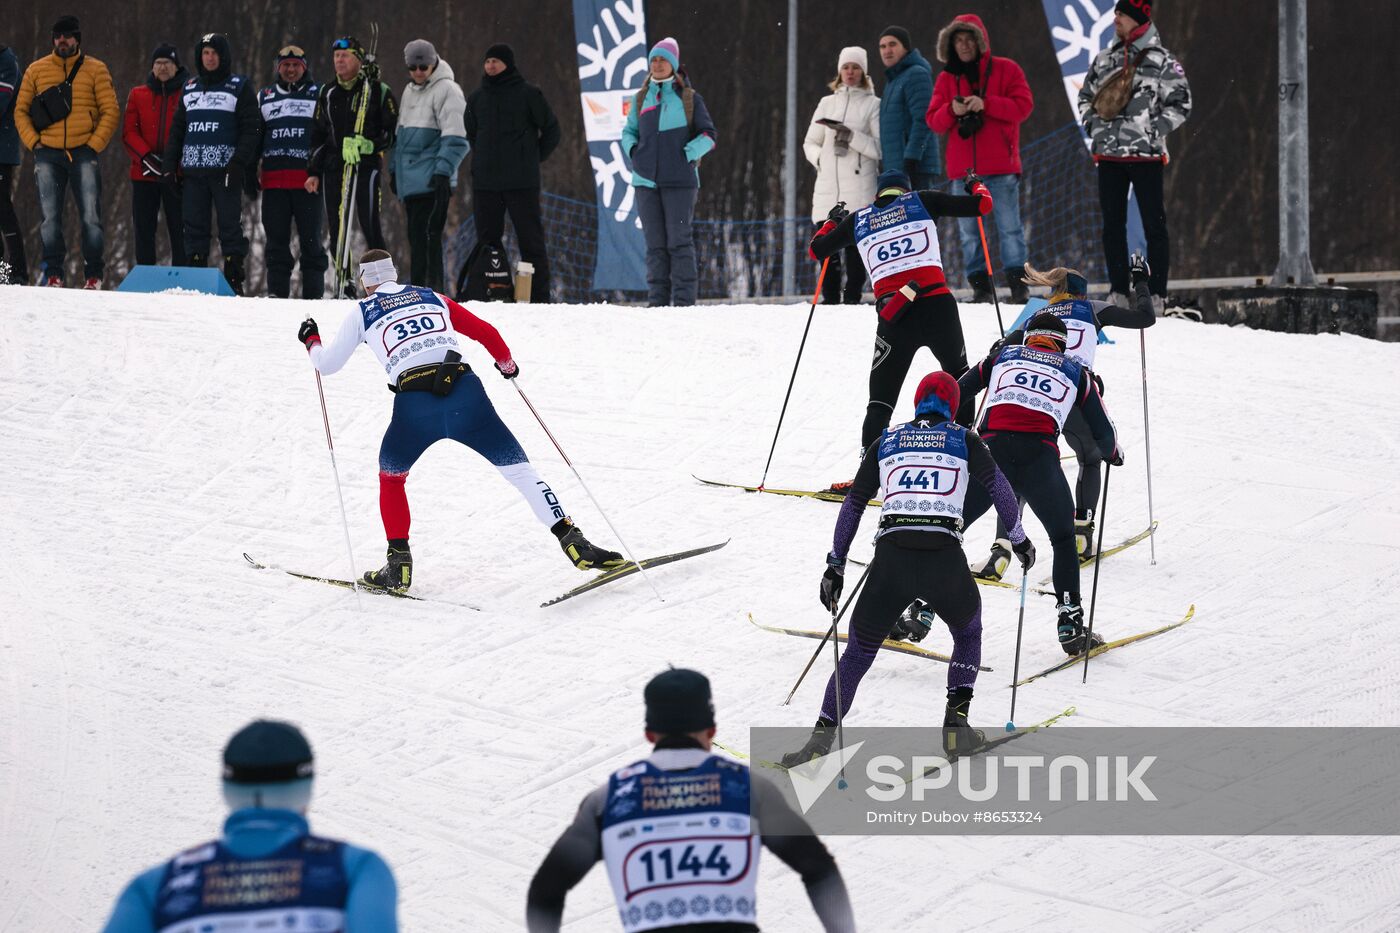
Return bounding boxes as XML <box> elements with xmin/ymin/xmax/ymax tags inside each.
<box><xmin>332</xmin><ymin>38</ymin><xmax>357</xmax><ymax>50</ymax></box>
<box><xmin>278</xmin><ymin>45</ymin><xmax>305</xmax><ymax>58</ymax></box>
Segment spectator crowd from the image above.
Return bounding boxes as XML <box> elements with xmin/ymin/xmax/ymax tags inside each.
<box><xmin>0</xmin><ymin>4</ymin><xmax>1188</xmax><ymax>307</ymax></box>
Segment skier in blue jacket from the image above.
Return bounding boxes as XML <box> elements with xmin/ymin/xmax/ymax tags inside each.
<box><xmin>101</xmin><ymin>720</ymin><xmax>398</xmax><ymax>932</ymax></box>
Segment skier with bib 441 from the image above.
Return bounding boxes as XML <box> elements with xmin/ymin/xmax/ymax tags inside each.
<box><xmin>783</xmin><ymin>371</ymin><xmax>1035</xmax><ymax>768</ymax></box>
<box><xmin>957</xmin><ymin>311</ymin><xmax>1123</xmax><ymax>655</ymax></box>
<box><xmin>297</xmin><ymin>248</ymin><xmax>623</xmax><ymax>590</ymax></box>
<box><xmin>807</xmin><ymin>169</ymin><xmax>993</xmax><ymax>495</ymax></box>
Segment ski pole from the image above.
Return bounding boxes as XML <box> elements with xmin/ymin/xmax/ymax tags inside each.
<box><xmin>1007</xmin><ymin>565</ymin><xmax>1029</xmax><ymax>725</ymax></box>
<box><xmin>783</xmin><ymin>562</ymin><xmax>871</xmax><ymax>705</ymax></box>
<box><xmin>829</xmin><ymin>601</ymin><xmax>850</xmax><ymax>789</ymax></box>
<box><xmin>1139</xmin><ymin>330</ymin><xmax>1157</xmax><ymax>564</ymax></box>
<box><xmin>512</xmin><ymin>380</ymin><xmax>664</xmax><ymax>604</ymax></box>
<box><xmin>310</xmin><ymin>358</ymin><xmax>362</xmax><ymax>610</ymax></box>
<box><xmin>758</xmin><ymin>256</ymin><xmax>830</xmax><ymax>492</ymax></box>
<box><xmin>1081</xmin><ymin>465</ymin><xmax>1112</xmax><ymax>683</ymax></box>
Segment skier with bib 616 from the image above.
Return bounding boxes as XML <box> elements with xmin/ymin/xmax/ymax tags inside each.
<box><xmin>297</xmin><ymin>248</ymin><xmax>623</xmax><ymax>591</ymax></box>
<box><xmin>957</xmin><ymin>311</ymin><xmax>1123</xmax><ymax>655</ymax></box>
<box><xmin>807</xmin><ymin>169</ymin><xmax>993</xmax><ymax>495</ymax></box>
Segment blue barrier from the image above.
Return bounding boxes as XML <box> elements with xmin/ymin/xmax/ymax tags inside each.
<box><xmin>117</xmin><ymin>265</ymin><xmax>236</xmax><ymax>296</ymax></box>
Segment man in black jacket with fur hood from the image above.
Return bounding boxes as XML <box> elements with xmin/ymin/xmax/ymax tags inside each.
<box><xmin>164</xmin><ymin>33</ymin><xmax>261</xmax><ymax>294</ymax></box>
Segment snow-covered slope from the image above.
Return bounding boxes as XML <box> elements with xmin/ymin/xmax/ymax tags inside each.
<box><xmin>3</xmin><ymin>286</ymin><xmax>1398</xmax><ymax>931</ymax></box>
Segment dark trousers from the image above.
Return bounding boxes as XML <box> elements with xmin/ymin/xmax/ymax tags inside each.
<box><xmin>0</xmin><ymin>164</ymin><xmax>28</xmax><ymax>282</ymax></box>
<box><xmin>262</xmin><ymin>187</ymin><xmax>327</xmax><ymax>299</ymax></box>
<box><xmin>182</xmin><ymin>174</ymin><xmax>247</xmax><ymax>261</ymax></box>
<box><xmin>815</xmin><ymin>223</ymin><xmax>865</xmax><ymax>304</ymax></box>
<box><xmin>324</xmin><ymin>162</ymin><xmax>385</xmax><ymax>273</ymax></box>
<box><xmin>818</xmin><ymin>535</ymin><xmax>983</xmax><ymax>722</ymax></box>
<box><xmin>635</xmin><ymin>185</ymin><xmax>697</xmax><ymax>306</ymax></box>
<box><xmin>863</xmin><ymin>292</ymin><xmax>974</xmax><ymax>448</ymax></box>
<box><xmin>405</xmin><ymin>187</ymin><xmax>451</xmax><ymax>293</ymax></box>
<box><xmin>473</xmin><ymin>187</ymin><xmax>550</xmax><ymax>302</ymax></box>
<box><xmin>131</xmin><ymin>179</ymin><xmax>185</xmax><ymax>266</ymax></box>
<box><xmin>992</xmin><ymin>406</ymin><xmax>1102</xmax><ymax>543</ymax></box>
<box><xmin>964</xmin><ymin>432</ymin><xmax>1079</xmax><ymax>600</ymax></box>
<box><xmin>1097</xmin><ymin>160</ymin><xmax>1168</xmax><ymax>296</ymax></box>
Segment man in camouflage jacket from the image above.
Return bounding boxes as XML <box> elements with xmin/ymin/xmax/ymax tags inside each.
<box><xmin>1077</xmin><ymin>0</ymin><xmax>1190</xmax><ymax>307</ymax></box>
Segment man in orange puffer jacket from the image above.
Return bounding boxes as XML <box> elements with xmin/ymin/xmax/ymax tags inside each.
<box><xmin>14</xmin><ymin>14</ymin><xmax>119</xmax><ymax>288</ymax></box>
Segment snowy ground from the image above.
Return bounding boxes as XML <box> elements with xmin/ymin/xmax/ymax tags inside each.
<box><xmin>3</xmin><ymin>286</ymin><xmax>1399</xmax><ymax>931</ymax></box>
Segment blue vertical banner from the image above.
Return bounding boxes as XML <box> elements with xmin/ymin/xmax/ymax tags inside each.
<box><xmin>1041</xmin><ymin>0</ymin><xmax>1146</xmax><ymax>255</ymax></box>
<box><xmin>574</xmin><ymin>0</ymin><xmax>649</xmax><ymax>292</ymax></box>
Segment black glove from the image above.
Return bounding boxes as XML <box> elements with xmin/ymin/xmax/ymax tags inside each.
<box><xmin>1092</xmin><ymin>371</ymin><xmax>1105</xmax><ymax>396</ymax></box>
<box><xmin>298</xmin><ymin>317</ymin><xmax>320</xmax><ymax>350</ymax></box>
<box><xmin>223</xmin><ymin>161</ymin><xmax>244</xmax><ymax>193</ymax></box>
<box><xmin>903</xmin><ymin>159</ymin><xmax>919</xmax><ymax>182</ymax></box>
<box><xmin>962</xmin><ymin>171</ymin><xmax>984</xmax><ymax>195</ymax></box>
<box><xmin>826</xmin><ymin>200</ymin><xmax>848</xmax><ymax>224</ymax></box>
<box><xmin>819</xmin><ymin>553</ymin><xmax>846</xmax><ymax>612</ymax></box>
<box><xmin>1012</xmin><ymin>536</ymin><xmax>1036</xmax><ymax>572</ymax></box>
<box><xmin>1109</xmin><ymin>447</ymin><xmax>1125</xmax><ymax>467</ymax></box>
<box><xmin>1130</xmin><ymin>251</ymin><xmax>1151</xmax><ymax>286</ymax></box>
<box><xmin>430</xmin><ymin>173</ymin><xmax>451</xmax><ymax>195</ymax></box>
<box><xmin>494</xmin><ymin>359</ymin><xmax>519</xmax><ymax>380</ymax></box>
<box><xmin>140</xmin><ymin>153</ymin><xmax>163</xmax><ymax>178</ymax></box>
<box><xmin>388</xmin><ymin>174</ymin><xmax>397</xmax><ymax>196</ymax></box>
<box><xmin>243</xmin><ymin>169</ymin><xmax>261</xmax><ymax>197</ymax></box>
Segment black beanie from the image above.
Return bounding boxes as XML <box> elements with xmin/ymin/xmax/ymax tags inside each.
<box><xmin>644</xmin><ymin>669</ymin><xmax>715</xmax><ymax>735</ymax></box>
<box><xmin>1115</xmin><ymin>0</ymin><xmax>1152</xmax><ymax>25</ymax></box>
<box><xmin>52</xmin><ymin>15</ymin><xmax>81</xmax><ymax>39</ymax></box>
<box><xmin>880</xmin><ymin>25</ymin><xmax>913</xmax><ymax>53</ymax></box>
<box><xmin>223</xmin><ymin>720</ymin><xmax>315</xmax><ymax>784</ymax></box>
<box><xmin>151</xmin><ymin>44</ymin><xmax>180</xmax><ymax>66</ymax></box>
<box><xmin>484</xmin><ymin>43</ymin><xmax>516</xmax><ymax>70</ymax></box>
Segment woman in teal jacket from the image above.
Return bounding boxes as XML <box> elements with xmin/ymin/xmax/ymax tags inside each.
<box><xmin>621</xmin><ymin>37</ymin><xmax>717</xmax><ymax>307</ymax></box>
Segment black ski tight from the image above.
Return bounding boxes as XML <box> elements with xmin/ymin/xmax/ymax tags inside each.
<box><xmin>862</xmin><ymin>292</ymin><xmax>974</xmax><ymax>448</ymax></box>
<box><xmin>964</xmin><ymin>432</ymin><xmax>1079</xmax><ymax>600</ymax></box>
<box><xmin>992</xmin><ymin>406</ymin><xmax>1102</xmax><ymax>543</ymax></box>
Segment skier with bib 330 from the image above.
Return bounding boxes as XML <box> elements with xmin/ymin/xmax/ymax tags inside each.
<box><xmin>782</xmin><ymin>371</ymin><xmax>1034</xmax><ymax>767</ymax></box>
<box><xmin>971</xmin><ymin>255</ymin><xmax>1154</xmax><ymax>580</ymax></box>
<box><xmin>808</xmin><ymin>169</ymin><xmax>992</xmax><ymax>496</ymax></box>
<box><xmin>957</xmin><ymin>311</ymin><xmax>1123</xmax><ymax>655</ymax></box>
<box><xmin>296</xmin><ymin>248</ymin><xmax>622</xmax><ymax>590</ymax></box>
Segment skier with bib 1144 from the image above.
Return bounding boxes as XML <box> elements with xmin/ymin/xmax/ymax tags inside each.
<box><xmin>296</xmin><ymin>248</ymin><xmax>623</xmax><ymax>591</ymax></box>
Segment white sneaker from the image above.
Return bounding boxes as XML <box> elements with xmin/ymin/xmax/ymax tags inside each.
<box><xmin>1106</xmin><ymin>291</ymin><xmax>1129</xmax><ymax>309</ymax></box>
<box><xmin>1151</xmin><ymin>294</ymin><xmax>1165</xmax><ymax>316</ymax></box>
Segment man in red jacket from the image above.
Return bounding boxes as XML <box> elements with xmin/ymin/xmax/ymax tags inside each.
<box><xmin>926</xmin><ymin>14</ymin><xmax>1033</xmax><ymax>304</ymax></box>
<box><xmin>122</xmin><ymin>44</ymin><xmax>187</xmax><ymax>265</ymax></box>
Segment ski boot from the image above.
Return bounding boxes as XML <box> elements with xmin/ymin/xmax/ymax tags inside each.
<box><xmin>364</xmin><ymin>539</ymin><xmax>412</xmax><ymax>592</ymax></box>
<box><xmin>552</xmin><ymin>518</ymin><xmax>625</xmax><ymax>571</ymax></box>
<box><xmin>1056</xmin><ymin>595</ymin><xmax>1104</xmax><ymax>656</ymax></box>
<box><xmin>942</xmin><ymin>688</ymin><xmax>985</xmax><ymax>759</ymax></box>
<box><xmin>781</xmin><ymin>721</ymin><xmax>836</xmax><ymax>768</ymax></box>
<box><xmin>821</xmin><ymin>480</ymin><xmax>854</xmax><ymax>498</ymax></box>
<box><xmin>968</xmin><ymin>271</ymin><xmax>995</xmax><ymax>304</ymax></box>
<box><xmin>1074</xmin><ymin>518</ymin><xmax>1096</xmax><ymax>560</ymax></box>
<box><xmin>223</xmin><ymin>255</ymin><xmax>246</xmax><ymax>296</ymax></box>
<box><xmin>891</xmin><ymin>598</ymin><xmax>934</xmax><ymax>643</ymax></box>
<box><xmin>970</xmin><ymin>538</ymin><xmax>1012</xmax><ymax>581</ymax></box>
<box><xmin>187</xmin><ymin>253</ymin><xmax>206</xmax><ymax>268</ymax></box>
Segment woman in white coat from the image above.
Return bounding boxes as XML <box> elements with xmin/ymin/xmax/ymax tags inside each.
<box><xmin>803</xmin><ymin>46</ymin><xmax>881</xmax><ymax>304</ymax></box>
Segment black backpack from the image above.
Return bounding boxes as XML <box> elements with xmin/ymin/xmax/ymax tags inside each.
<box><xmin>456</xmin><ymin>241</ymin><xmax>514</xmax><ymax>302</ymax></box>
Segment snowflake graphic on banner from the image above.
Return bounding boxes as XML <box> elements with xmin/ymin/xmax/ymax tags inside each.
<box><xmin>1042</xmin><ymin>0</ymin><xmax>1116</xmax><ymax>142</ymax></box>
<box><xmin>577</xmin><ymin>0</ymin><xmax>647</xmax><ymax>91</ymax></box>
<box><xmin>590</xmin><ymin>142</ymin><xmax>639</xmax><ymax>224</ymax></box>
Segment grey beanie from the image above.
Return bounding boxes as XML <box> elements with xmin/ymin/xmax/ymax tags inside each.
<box><xmin>404</xmin><ymin>39</ymin><xmax>438</xmax><ymax>69</ymax></box>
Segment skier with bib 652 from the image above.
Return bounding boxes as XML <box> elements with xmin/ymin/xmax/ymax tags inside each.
<box><xmin>297</xmin><ymin>248</ymin><xmax>622</xmax><ymax>590</ymax></box>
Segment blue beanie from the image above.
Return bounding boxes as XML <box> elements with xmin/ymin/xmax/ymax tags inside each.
<box><xmin>648</xmin><ymin>37</ymin><xmax>680</xmax><ymax>72</ymax></box>
<box><xmin>877</xmin><ymin>169</ymin><xmax>911</xmax><ymax>194</ymax></box>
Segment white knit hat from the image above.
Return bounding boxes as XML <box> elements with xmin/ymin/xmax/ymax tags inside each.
<box><xmin>837</xmin><ymin>46</ymin><xmax>868</xmax><ymax>74</ymax></box>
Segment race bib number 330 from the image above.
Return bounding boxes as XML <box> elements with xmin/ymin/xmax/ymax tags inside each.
<box><xmin>381</xmin><ymin>311</ymin><xmax>447</xmax><ymax>355</ymax></box>
<box><xmin>622</xmin><ymin>837</ymin><xmax>753</xmax><ymax>900</ymax></box>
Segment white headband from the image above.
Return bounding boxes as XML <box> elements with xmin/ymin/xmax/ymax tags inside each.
<box><xmin>359</xmin><ymin>257</ymin><xmax>398</xmax><ymax>286</ymax></box>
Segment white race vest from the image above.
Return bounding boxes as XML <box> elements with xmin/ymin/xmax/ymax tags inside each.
<box><xmin>875</xmin><ymin>421</ymin><xmax>971</xmax><ymax>538</ymax></box>
<box><xmin>600</xmin><ymin>756</ymin><xmax>761</xmax><ymax>932</ymax></box>
<box><xmin>853</xmin><ymin>191</ymin><xmax>943</xmax><ymax>291</ymax></box>
<box><xmin>985</xmin><ymin>345</ymin><xmax>1083</xmax><ymax>431</ymax></box>
<box><xmin>357</xmin><ymin>284</ymin><xmax>462</xmax><ymax>382</ymax></box>
<box><xmin>1047</xmin><ymin>298</ymin><xmax>1100</xmax><ymax>368</ymax></box>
